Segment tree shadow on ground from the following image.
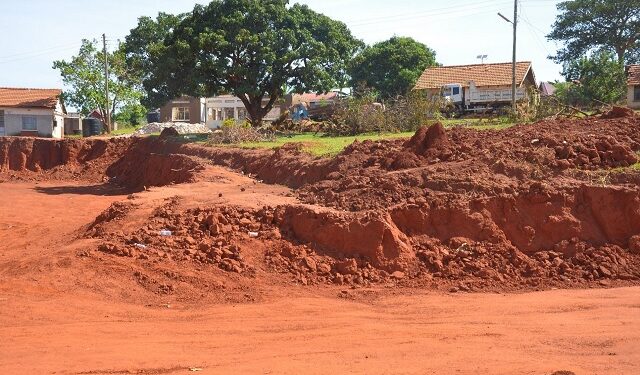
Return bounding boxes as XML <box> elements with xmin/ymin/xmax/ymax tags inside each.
<box><xmin>34</xmin><ymin>183</ymin><xmax>134</xmax><ymax>196</ymax></box>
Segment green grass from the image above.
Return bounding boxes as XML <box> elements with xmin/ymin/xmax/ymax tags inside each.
<box><xmin>611</xmin><ymin>153</ymin><xmax>640</xmax><ymax>172</ymax></box>
<box><xmin>199</xmin><ymin>117</ymin><xmax>518</xmax><ymax>157</ymax></box>
<box><xmin>440</xmin><ymin>117</ymin><xmax>516</xmax><ymax>130</ymax></box>
<box><xmin>111</xmin><ymin>126</ymin><xmax>140</xmax><ymax>136</ymax></box>
<box><xmin>236</xmin><ymin>132</ymin><xmax>415</xmax><ymax>157</ymax></box>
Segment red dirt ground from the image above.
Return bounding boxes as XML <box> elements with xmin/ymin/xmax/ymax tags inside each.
<box><xmin>1</xmin><ymin>113</ymin><xmax>640</xmax><ymax>374</ymax></box>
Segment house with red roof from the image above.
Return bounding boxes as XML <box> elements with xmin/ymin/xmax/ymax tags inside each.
<box><xmin>627</xmin><ymin>65</ymin><xmax>640</xmax><ymax>109</ymax></box>
<box><xmin>0</xmin><ymin>87</ymin><xmax>66</xmax><ymax>138</ymax></box>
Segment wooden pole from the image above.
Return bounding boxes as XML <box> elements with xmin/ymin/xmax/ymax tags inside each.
<box><xmin>511</xmin><ymin>0</ymin><xmax>518</xmax><ymax>113</ymax></box>
<box><xmin>102</xmin><ymin>34</ymin><xmax>111</xmax><ymax>133</ymax></box>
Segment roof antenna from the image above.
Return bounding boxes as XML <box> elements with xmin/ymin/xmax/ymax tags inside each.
<box><xmin>476</xmin><ymin>54</ymin><xmax>488</xmax><ymax>64</ymax></box>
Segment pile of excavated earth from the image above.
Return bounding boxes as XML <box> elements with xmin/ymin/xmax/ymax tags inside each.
<box><xmin>1</xmin><ymin>109</ymin><xmax>640</xmax><ymax>294</ymax></box>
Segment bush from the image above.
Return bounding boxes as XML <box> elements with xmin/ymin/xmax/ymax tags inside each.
<box><xmin>384</xmin><ymin>91</ymin><xmax>444</xmax><ymax>131</ymax></box>
<box><xmin>114</xmin><ymin>103</ymin><xmax>147</xmax><ymax>127</ymax></box>
<box><xmin>326</xmin><ymin>91</ymin><xmax>387</xmax><ymax>135</ymax></box>
<box><xmin>324</xmin><ymin>89</ymin><xmax>443</xmax><ymax>136</ymax></box>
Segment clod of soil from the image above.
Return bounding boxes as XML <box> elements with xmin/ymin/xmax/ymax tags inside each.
<box><xmin>601</xmin><ymin>106</ymin><xmax>636</xmax><ymax>119</ymax></box>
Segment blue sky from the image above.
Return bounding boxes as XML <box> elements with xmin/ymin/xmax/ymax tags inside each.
<box><xmin>0</xmin><ymin>0</ymin><xmax>564</xmax><ymax>90</ymax></box>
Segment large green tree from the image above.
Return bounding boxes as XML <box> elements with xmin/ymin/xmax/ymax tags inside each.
<box><xmin>53</xmin><ymin>39</ymin><xmax>142</xmax><ymax>132</ymax></box>
<box><xmin>547</xmin><ymin>0</ymin><xmax>640</xmax><ymax>64</ymax></box>
<box><xmin>122</xmin><ymin>12</ymin><xmax>185</xmax><ymax>108</ymax></box>
<box><xmin>558</xmin><ymin>50</ymin><xmax>626</xmax><ymax>106</ymax></box>
<box><xmin>131</xmin><ymin>0</ymin><xmax>362</xmax><ymax>126</ymax></box>
<box><xmin>348</xmin><ymin>36</ymin><xmax>437</xmax><ymax>99</ymax></box>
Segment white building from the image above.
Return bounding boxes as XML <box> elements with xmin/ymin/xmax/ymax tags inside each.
<box><xmin>205</xmin><ymin>95</ymin><xmax>284</xmax><ymax>129</ymax></box>
<box><xmin>0</xmin><ymin>87</ymin><xmax>65</xmax><ymax>139</ymax></box>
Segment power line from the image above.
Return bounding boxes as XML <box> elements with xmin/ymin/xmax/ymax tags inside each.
<box><xmin>519</xmin><ymin>3</ymin><xmax>553</xmax><ymax>56</ymax></box>
<box><xmin>0</xmin><ymin>44</ymin><xmax>83</xmax><ymax>65</ymax></box>
<box><xmin>349</xmin><ymin>0</ymin><xmax>513</xmax><ymax>28</ymax></box>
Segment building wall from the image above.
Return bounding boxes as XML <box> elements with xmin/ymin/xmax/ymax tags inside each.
<box><xmin>205</xmin><ymin>95</ymin><xmax>284</xmax><ymax>129</ymax></box>
<box><xmin>627</xmin><ymin>85</ymin><xmax>640</xmax><ymax>109</ymax></box>
<box><xmin>64</xmin><ymin>117</ymin><xmax>82</xmax><ymax>135</ymax></box>
<box><xmin>0</xmin><ymin>107</ymin><xmax>62</xmax><ymax>138</ymax></box>
<box><xmin>159</xmin><ymin>97</ymin><xmax>205</xmax><ymax>124</ymax></box>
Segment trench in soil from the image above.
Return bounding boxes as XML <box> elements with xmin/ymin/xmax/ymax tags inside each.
<box><xmin>1</xmin><ymin>117</ymin><xmax>640</xmax><ymax>292</ymax></box>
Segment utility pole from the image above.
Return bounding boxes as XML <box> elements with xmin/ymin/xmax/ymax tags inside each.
<box><xmin>102</xmin><ymin>33</ymin><xmax>111</xmax><ymax>133</ymax></box>
<box><xmin>511</xmin><ymin>0</ymin><xmax>517</xmax><ymax>113</ymax></box>
<box><xmin>498</xmin><ymin>0</ymin><xmax>518</xmax><ymax>113</ymax></box>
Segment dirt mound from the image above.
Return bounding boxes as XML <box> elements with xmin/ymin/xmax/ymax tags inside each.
<box><xmin>159</xmin><ymin>127</ymin><xmax>180</xmax><ymax>138</ymax></box>
<box><xmin>279</xmin><ymin>205</ymin><xmax>414</xmax><ymax>271</ymax></box>
<box><xmin>404</xmin><ymin>122</ymin><xmax>452</xmax><ymax>159</ymax></box>
<box><xmin>0</xmin><ymin>137</ymin><xmax>135</xmax><ymax>181</ymax></box>
<box><xmin>601</xmin><ymin>106</ymin><xmax>636</xmax><ymax>119</ymax></box>
<box><xmin>107</xmin><ymin>150</ymin><xmax>206</xmax><ymax>189</ymax></box>
<box><xmin>0</xmin><ymin>136</ymin><xmax>209</xmax><ymax>189</ymax></box>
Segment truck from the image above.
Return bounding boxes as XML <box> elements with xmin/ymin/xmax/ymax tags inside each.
<box><xmin>440</xmin><ymin>81</ymin><xmax>527</xmax><ymax>115</ymax></box>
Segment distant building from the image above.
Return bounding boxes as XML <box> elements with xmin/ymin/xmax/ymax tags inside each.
<box><xmin>64</xmin><ymin>112</ymin><xmax>82</xmax><ymax>136</ymax></box>
<box><xmin>626</xmin><ymin>65</ymin><xmax>640</xmax><ymax>110</ymax></box>
<box><xmin>538</xmin><ymin>82</ymin><xmax>556</xmax><ymax>97</ymax></box>
<box><xmin>0</xmin><ymin>87</ymin><xmax>66</xmax><ymax>139</ymax></box>
<box><xmin>413</xmin><ymin>62</ymin><xmax>537</xmax><ymax>113</ymax></box>
<box><xmin>414</xmin><ymin>61</ymin><xmax>537</xmax><ymax>96</ymax></box>
<box><xmin>286</xmin><ymin>92</ymin><xmax>343</xmax><ymax>121</ymax></box>
<box><xmin>205</xmin><ymin>95</ymin><xmax>284</xmax><ymax>129</ymax></box>
<box><xmin>159</xmin><ymin>96</ymin><xmax>206</xmax><ymax>124</ymax></box>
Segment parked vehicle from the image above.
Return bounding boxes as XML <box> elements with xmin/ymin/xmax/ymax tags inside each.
<box><xmin>441</xmin><ymin>81</ymin><xmax>526</xmax><ymax>115</ymax></box>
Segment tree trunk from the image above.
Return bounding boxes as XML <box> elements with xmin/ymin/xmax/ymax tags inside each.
<box><xmin>615</xmin><ymin>46</ymin><xmax>625</xmax><ymax>64</ymax></box>
<box><xmin>237</xmin><ymin>93</ymin><xmax>280</xmax><ymax>128</ymax></box>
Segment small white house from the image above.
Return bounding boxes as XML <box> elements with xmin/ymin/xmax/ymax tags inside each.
<box><xmin>0</xmin><ymin>87</ymin><xmax>65</xmax><ymax>138</ymax></box>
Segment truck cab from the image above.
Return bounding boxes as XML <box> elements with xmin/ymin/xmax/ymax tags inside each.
<box><xmin>441</xmin><ymin>83</ymin><xmax>463</xmax><ymax>104</ymax></box>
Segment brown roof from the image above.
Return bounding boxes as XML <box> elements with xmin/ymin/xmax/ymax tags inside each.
<box><xmin>414</xmin><ymin>61</ymin><xmax>533</xmax><ymax>89</ymax></box>
<box><xmin>0</xmin><ymin>87</ymin><xmax>62</xmax><ymax>109</ymax></box>
<box><xmin>628</xmin><ymin>65</ymin><xmax>640</xmax><ymax>85</ymax></box>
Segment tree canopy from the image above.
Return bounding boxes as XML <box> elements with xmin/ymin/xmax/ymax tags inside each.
<box><xmin>547</xmin><ymin>0</ymin><xmax>640</xmax><ymax>64</ymax></box>
<box><xmin>53</xmin><ymin>39</ymin><xmax>143</xmax><ymax>132</ymax></box>
<box><xmin>348</xmin><ymin>37</ymin><xmax>437</xmax><ymax>99</ymax></box>
<box><xmin>122</xmin><ymin>12</ymin><xmax>185</xmax><ymax>108</ymax></box>
<box><xmin>128</xmin><ymin>0</ymin><xmax>362</xmax><ymax>126</ymax></box>
<box><xmin>556</xmin><ymin>50</ymin><xmax>626</xmax><ymax>106</ymax></box>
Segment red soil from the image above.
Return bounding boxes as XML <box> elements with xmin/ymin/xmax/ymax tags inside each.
<box><xmin>1</xmin><ymin>116</ymin><xmax>640</xmax><ymax>291</ymax></box>
<box><xmin>2</xmin><ymin>117</ymin><xmax>640</xmax><ymax>373</ymax></box>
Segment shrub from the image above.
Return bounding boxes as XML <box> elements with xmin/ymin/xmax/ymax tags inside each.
<box><xmin>324</xmin><ymin>89</ymin><xmax>443</xmax><ymax>135</ymax></box>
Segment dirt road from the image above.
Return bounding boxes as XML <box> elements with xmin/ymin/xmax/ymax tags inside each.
<box><xmin>2</xmin><ymin>285</ymin><xmax>639</xmax><ymax>374</ymax></box>
<box><xmin>1</xmin><ymin>181</ymin><xmax>639</xmax><ymax>375</ymax></box>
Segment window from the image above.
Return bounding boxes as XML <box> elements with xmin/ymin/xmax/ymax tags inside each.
<box><xmin>224</xmin><ymin>108</ymin><xmax>235</xmax><ymax>120</ymax></box>
<box><xmin>634</xmin><ymin>85</ymin><xmax>640</xmax><ymax>102</ymax></box>
<box><xmin>207</xmin><ymin>108</ymin><xmax>214</xmax><ymax>121</ymax></box>
<box><xmin>22</xmin><ymin>116</ymin><xmax>37</xmax><ymax>131</ymax></box>
<box><xmin>215</xmin><ymin>109</ymin><xmax>223</xmax><ymax>121</ymax></box>
<box><xmin>452</xmin><ymin>87</ymin><xmax>460</xmax><ymax>95</ymax></box>
<box><xmin>172</xmin><ymin>107</ymin><xmax>190</xmax><ymax>121</ymax></box>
